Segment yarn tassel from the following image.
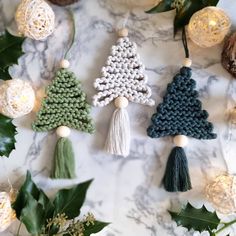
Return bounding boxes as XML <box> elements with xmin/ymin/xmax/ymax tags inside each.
<box><xmin>51</xmin><ymin>137</ymin><xmax>76</xmax><ymax>179</ymax></box>
<box><xmin>162</xmin><ymin>147</ymin><xmax>192</xmax><ymax>192</ymax></box>
<box><xmin>105</xmin><ymin>107</ymin><xmax>131</xmax><ymax>157</ymax></box>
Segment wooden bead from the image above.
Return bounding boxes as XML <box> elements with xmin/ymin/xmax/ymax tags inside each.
<box><xmin>56</xmin><ymin>126</ymin><xmax>71</xmax><ymax>137</ymax></box>
<box><xmin>173</xmin><ymin>135</ymin><xmax>188</xmax><ymax>147</ymax></box>
<box><xmin>183</xmin><ymin>58</ymin><xmax>192</xmax><ymax>67</ymax></box>
<box><xmin>118</xmin><ymin>28</ymin><xmax>129</xmax><ymax>37</ymax></box>
<box><xmin>114</xmin><ymin>97</ymin><xmax>129</xmax><ymax>108</ymax></box>
<box><xmin>60</xmin><ymin>59</ymin><xmax>70</xmax><ymax>69</ymax></box>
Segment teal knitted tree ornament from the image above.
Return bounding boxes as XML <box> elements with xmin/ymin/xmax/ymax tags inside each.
<box><xmin>32</xmin><ymin>60</ymin><xmax>94</xmax><ymax>179</ymax></box>
<box><xmin>147</xmin><ymin>28</ymin><xmax>217</xmax><ymax>192</ymax></box>
<box><xmin>147</xmin><ymin>64</ymin><xmax>217</xmax><ymax>192</ymax></box>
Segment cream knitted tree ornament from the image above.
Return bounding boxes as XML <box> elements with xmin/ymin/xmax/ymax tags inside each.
<box><xmin>93</xmin><ymin>28</ymin><xmax>155</xmax><ymax>157</ymax></box>
<box><xmin>15</xmin><ymin>0</ymin><xmax>55</xmax><ymax>40</ymax></box>
<box><xmin>0</xmin><ymin>192</ymin><xmax>16</xmax><ymax>232</ymax></box>
<box><xmin>0</xmin><ymin>79</ymin><xmax>35</xmax><ymax>118</ymax></box>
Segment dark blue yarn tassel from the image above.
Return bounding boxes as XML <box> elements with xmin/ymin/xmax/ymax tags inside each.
<box><xmin>163</xmin><ymin>147</ymin><xmax>192</xmax><ymax>192</ymax></box>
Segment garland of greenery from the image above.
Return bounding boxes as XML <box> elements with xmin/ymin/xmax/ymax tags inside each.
<box><xmin>0</xmin><ymin>30</ymin><xmax>25</xmax><ymax>157</ymax></box>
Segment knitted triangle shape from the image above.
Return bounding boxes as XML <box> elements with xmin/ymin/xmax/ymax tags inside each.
<box><xmin>93</xmin><ymin>37</ymin><xmax>154</xmax><ymax>107</ymax></box>
<box><xmin>32</xmin><ymin>68</ymin><xmax>94</xmax><ymax>133</ymax></box>
<box><xmin>147</xmin><ymin>67</ymin><xmax>216</xmax><ymax>140</ymax></box>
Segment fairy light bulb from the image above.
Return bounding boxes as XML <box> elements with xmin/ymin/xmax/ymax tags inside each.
<box><xmin>0</xmin><ymin>79</ymin><xmax>35</xmax><ymax>118</ymax></box>
<box><xmin>15</xmin><ymin>0</ymin><xmax>55</xmax><ymax>40</ymax></box>
<box><xmin>206</xmin><ymin>174</ymin><xmax>236</xmax><ymax>214</ymax></box>
<box><xmin>0</xmin><ymin>192</ymin><xmax>16</xmax><ymax>232</ymax></box>
<box><xmin>188</xmin><ymin>7</ymin><xmax>231</xmax><ymax>48</ymax></box>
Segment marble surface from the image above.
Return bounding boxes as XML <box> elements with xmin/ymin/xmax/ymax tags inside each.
<box><xmin>1</xmin><ymin>0</ymin><xmax>236</xmax><ymax>235</ymax></box>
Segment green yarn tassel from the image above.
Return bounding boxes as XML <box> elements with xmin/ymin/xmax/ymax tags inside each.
<box><xmin>162</xmin><ymin>147</ymin><xmax>192</xmax><ymax>192</ymax></box>
<box><xmin>51</xmin><ymin>137</ymin><xmax>76</xmax><ymax>179</ymax></box>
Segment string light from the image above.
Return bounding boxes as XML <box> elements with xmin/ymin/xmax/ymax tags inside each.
<box><xmin>188</xmin><ymin>7</ymin><xmax>231</xmax><ymax>48</ymax></box>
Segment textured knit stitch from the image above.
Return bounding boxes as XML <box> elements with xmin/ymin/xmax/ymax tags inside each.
<box><xmin>93</xmin><ymin>37</ymin><xmax>155</xmax><ymax>107</ymax></box>
<box><xmin>147</xmin><ymin>67</ymin><xmax>217</xmax><ymax>140</ymax></box>
<box><xmin>32</xmin><ymin>68</ymin><xmax>94</xmax><ymax>133</ymax></box>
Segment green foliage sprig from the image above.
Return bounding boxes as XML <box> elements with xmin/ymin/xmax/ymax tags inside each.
<box><xmin>0</xmin><ymin>30</ymin><xmax>25</xmax><ymax>157</ymax></box>
<box><xmin>169</xmin><ymin>202</ymin><xmax>236</xmax><ymax>236</ymax></box>
<box><xmin>146</xmin><ymin>0</ymin><xmax>219</xmax><ymax>34</ymax></box>
<box><xmin>12</xmin><ymin>171</ymin><xmax>109</xmax><ymax>236</ymax></box>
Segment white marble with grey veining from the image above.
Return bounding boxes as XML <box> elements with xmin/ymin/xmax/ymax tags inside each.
<box><xmin>0</xmin><ymin>0</ymin><xmax>236</xmax><ymax>235</ymax></box>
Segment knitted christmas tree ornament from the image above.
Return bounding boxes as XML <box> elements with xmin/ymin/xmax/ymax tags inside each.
<box><xmin>93</xmin><ymin>28</ymin><xmax>155</xmax><ymax>157</ymax></box>
<box><xmin>32</xmin><ymin>60</ymin><xmax>94</xmax><ymax>179</ymax></box>
<box><xmin>147</xmin><ymin>28</ymin><xmax>217</xmax><ymax>192</ymax></box>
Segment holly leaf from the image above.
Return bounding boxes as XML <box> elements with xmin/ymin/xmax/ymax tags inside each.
<box><xmin>205</xmin><ymin>0</ymin><xmax>219</xmax><ymax>6</ymax></box>
<box><xmin>20</xmin><ymin>193</ymin><xmax>45</xmax><ymax>235</ymax></box>
<box><xmin>38</xmin><ymin>191</ymin><xmax>55</xmax><ymax>219</ymax></box>
<box><xmin>0</xmin><ymin>68</ymin><xmax>11</xmax><ymax>80</ymax></box>
<box><xmin>83</xmin><ymin>221</ymin><xmax>110</xmax><ymax>236</ymax></box>
<box><xmin>12</xmin><ymin>171</ymin><xmax>41</xmax><ymax>218</ymax></box>
<box><xmin>174</xmin><ymin>0</ymin><xmax>204</xmax><ymax>34</ymax></box>
<box><xmin>169</xmin><ymin>203</ymin><xmax>220</xmax><ymax>233</ymax></box>
<box><xmin>53</xmin><ymin>179</ymin><xmax>93</xmax><ymax>219</ymax></box>
<box><xmin>146</xmin><ymin>0</ymin><xmax>174</xmax><ymax>13</ymax></box>
<box><xmin>0</xmin><ymin>30</ymin><xmax>25</xmax><ymax>80</ymax></box>
<box><xmin>0</xmin><ymin>114</ymin><xmax>17</xmax><ymax>157</ymax></box>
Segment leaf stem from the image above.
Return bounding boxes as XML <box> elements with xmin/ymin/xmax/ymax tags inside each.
<box><xmin>16</xmin><ymin>222</ymin><xmax>22</xmax><ymax>236</ymax></box>
<box><xmin>215</xmin><ymin>219</ymin><xmax>236</xmax><ymax>235</ymax></box>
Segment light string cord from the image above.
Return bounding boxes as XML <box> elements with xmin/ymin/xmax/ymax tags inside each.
<box><xmin>181</xmin><ymin>26</ymin><xmax>231</xmax><ymax>174</ymax></box>
<box><xmin>182</xmin><ymin>26</ymin><xmax>190</xmax><ymax>58</ymax></box>
<box><xmin>115</xmin><ymin>0</ymin><xmax>131</xmax><ymax>31</ymax></box>
<box><xmin>221</xmin><ymin>87</ymin><xmax>236</xmax><ymax>175</ymax></box>
<box><xmin>64</xmin><ymin>8</ymin><xmax>76</xmax><ymax>59</ymax></box>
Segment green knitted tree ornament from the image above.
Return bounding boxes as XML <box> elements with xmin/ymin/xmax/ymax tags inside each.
<box><xmin>32</xmin><ymin>61</ymin><xmax>95</xmax><ymax>179</ymax></box>
<box><xmin>32</xmin><ymin>68</ymin><xmax>94</xmax><ymax>133</ymax></box>
<box><xmin>147</xmin><ymin>28</ymin><xmax>217</xmax><ymax>192</ymax></box>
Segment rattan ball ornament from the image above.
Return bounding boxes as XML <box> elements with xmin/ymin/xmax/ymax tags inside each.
<box><xmin>222</xmin><ymin>32</ymin><xmax>236</xmax><ymax>78</ymax></box>
<box><xmin>0</xmin><ymin>192</ymin><xmax>16</xmax><ymax>232</ymax></box>
<box><xmin>188</xmin><ymin>7</ymin><xmax>231</xmax><ymax>48</ymax></box>
<box><xmin>15</xmin><ymin>0</ymin><xmax>55</xmax><ymax>40</ymax></box>
<box><xmin>0</xmin><ymin>79</ymin><xmax>35</xmax><ymax>118</ymax></box>
<box><xmin>205</xmin><ymin>174</ymin><xmax>236</xmax><ymax>214</ymax></box>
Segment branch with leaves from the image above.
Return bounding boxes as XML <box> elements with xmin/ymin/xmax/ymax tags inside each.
<box><xmin>12</xmin><ymin>171</ymin><xmax>109</xmax><ymax>236</ymax></box>
<box><xmin>169</xmin><ymin>203</ymin><xmax>236</xmax><ymax>236</ymax></box>
<box><xmin>146</xmin><ymin>0</ymin><xmax>219</xmax><ymax>34</ymax></box>
<box><xmin>0</xmin><ymin>30</ymin><xmax>25</xmax><ymax>157</ymax></box>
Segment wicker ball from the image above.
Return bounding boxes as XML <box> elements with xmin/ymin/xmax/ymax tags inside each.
<box><xmin>206</xmin><ymin>174</ymin><xmax>236</xmax><ymax>214</ymax></box>
<box><xmin>48</xmin><ymin>0</ymin><xmax>79</xmax><ymax>6</ymax></box>
<box><xmin>222</xmin><ymin>32</ymin><xmax>236</xmax><ymax>78</ymax></box>
<box><xmin>0</xmin><ymin>192</ymin><xmax>16</xmax><ymax>232</ymax></box>
<box><xmin>0</xmin><ymin>79</ymin><xmax>35</xmax><ymax>118</ymax></box>
<box><xmin>230</xmin><ymin>107</ymin><xmax>236</xmax><ymax>124</ymax></box>
<box><xmin>15</xmin><ymin>0</ymin><xmax>55</xmax><ymax>40</ymax></box>
<box><xmin>188</xmin><ymin>7</ymin><xmax>231</xmax><ymax>48</ymax></box>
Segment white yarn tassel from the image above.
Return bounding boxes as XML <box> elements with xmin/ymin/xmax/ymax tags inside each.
<box><xmin>105</xmin><ymin>97</ymin><xmax>130</xmax><ymax>157</ymax></box>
